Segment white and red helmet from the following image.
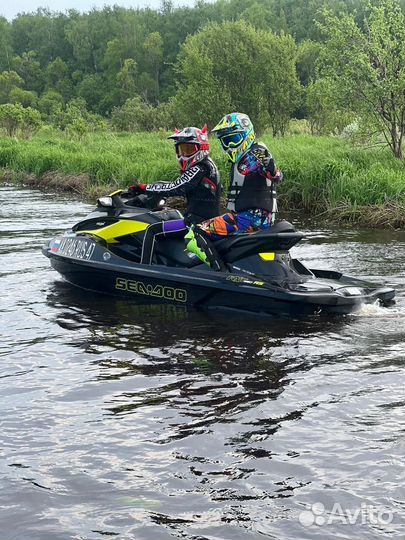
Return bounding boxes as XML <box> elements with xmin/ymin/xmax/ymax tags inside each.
<box><xmin>168</xmin><ymin>125</ymin><xmax>210</xmax><ymax>171</ymax></box>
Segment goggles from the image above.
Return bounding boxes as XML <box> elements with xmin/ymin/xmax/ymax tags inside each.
<box><xmin>176</xmin><ymin>142</ymin><xmax>198</xmax><ymax>157</ymax></box>
<box><xmin>219</xmin><ymin>132</ymin><xmax>244</xmax><ymax>149</ymax></box>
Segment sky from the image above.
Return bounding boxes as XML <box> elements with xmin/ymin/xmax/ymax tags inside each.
<box><xmin>0</xmin><ymin>0</ymin><xmax>194</xmax><ymax>20</ymax></box>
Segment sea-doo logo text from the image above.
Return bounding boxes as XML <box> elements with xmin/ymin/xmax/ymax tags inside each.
<box><xmin>116</xmin><ymin>278</ymin><xmax>187</xmax><ymax>302</ymax></box>
<box><xmin>59</xmin><ymin>238</ymin><xmax>95</xmax><ymax>260</ymax></box>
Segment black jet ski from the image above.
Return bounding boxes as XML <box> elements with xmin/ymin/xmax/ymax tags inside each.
<box><xmin>42</xmin><ymin>191</ymin><xmax>395</xmax><ymax>316</ymax></box>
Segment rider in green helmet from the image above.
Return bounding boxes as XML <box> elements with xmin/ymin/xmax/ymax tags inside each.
<box><xmin>185</xmin><ymin>112</ymin><xmax>283</xmax><ymax>270</ymax></box>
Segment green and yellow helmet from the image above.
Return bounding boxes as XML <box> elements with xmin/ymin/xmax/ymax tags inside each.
<box><xmin>212</xmin><ymin>112</ymin><xmax>255</xmax><ymax>163</ymax></box>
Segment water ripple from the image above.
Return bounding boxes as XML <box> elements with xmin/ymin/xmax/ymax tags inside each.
<box><xmin>0</xmin><ymin>186</ymin><xmax>404</xmax><ymax>540</ymax></box>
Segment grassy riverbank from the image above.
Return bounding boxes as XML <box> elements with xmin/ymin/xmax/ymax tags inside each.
<box><xmin>1</xmin><ymin>130</ymin><xmax>404</xmax><ymax>227</ymax></box>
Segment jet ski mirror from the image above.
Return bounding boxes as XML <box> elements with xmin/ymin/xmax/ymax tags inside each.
<box><xmin>97</xmin><ymin>194</ymin><xmax>126</xmax><ymax>209</ymax></box>
<box><xmin>97</xmin><ymin>196</ymin><xmax>113</xmax><ymax>207</ymax></box>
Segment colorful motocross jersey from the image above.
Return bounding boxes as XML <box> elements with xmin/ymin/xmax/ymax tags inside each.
<box><xmin>227</xmin><ymin>142</ymin><xmax>282</xmax><ymax>214</ymax></box>
<box><xmin>145</xmin><ymin>156</ymin><xmax>221</xmax><ymax>224</ymax></box>
<box><xmin>199</xmin><ymin>208</ymin><xmax>273</xmax><ymax>239</ymax></box>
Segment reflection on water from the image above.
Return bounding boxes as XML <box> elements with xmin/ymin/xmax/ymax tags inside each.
<box><xmin>1</xmin><ymin>185</ymin><xmax>404</xmax><ymax>540</ymax></box>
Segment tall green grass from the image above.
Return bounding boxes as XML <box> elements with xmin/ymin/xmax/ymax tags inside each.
<box><xmin>0</xmin><ymin>130</ymin><xmax>404</xmax><ymax>217</ymax></box>
<box><xmin>0</xmin><ymin>131</ymin><xmax>179</xmax><ymax>186</ymax></box>
<box><xmin>267</xmin><ymin>135</ymin><xmax>404</xmax><ymax>211</ymax></box>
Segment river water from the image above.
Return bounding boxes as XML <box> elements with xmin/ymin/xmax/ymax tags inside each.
<box><xmin>1</xmin><ymin>185</ymin><xmax>404</xmax><ymax>540</ymax></box>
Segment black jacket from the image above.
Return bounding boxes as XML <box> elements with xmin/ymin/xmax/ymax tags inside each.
<box><xmin>145</xmin><ymin>157</ymin><xmax>221</xmax><ymax>224</ymax></box>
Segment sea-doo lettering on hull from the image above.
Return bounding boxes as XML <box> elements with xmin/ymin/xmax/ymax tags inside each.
<box><xmin>116</xmin><ymin>277</ymin><xmax>187</xmax><ymax>302</ymax></box>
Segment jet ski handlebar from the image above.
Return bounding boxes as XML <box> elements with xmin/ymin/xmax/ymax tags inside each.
<box><xmin>97</xmin><ymin>191</ymin><xmax>166</xmax><ymax>211</ymax></box>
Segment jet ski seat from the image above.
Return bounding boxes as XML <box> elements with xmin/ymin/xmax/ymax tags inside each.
<box><xmin>214</xmin><ymin>221</ymin><xmax>304</xmax><ymax>263</ymax></box>
<box><xmin>147</xmin><ymin>209</ymin><xmax>184</xmax><ymax>222</ymax></box>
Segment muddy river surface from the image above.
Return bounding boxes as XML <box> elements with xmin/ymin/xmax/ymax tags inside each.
<box><xmin>1</xmin><ymin>185</ymin><xmax>404</xmax><ymax>539</ymax></box>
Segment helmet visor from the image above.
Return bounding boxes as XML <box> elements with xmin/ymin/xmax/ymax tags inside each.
<box><xmin>219</xmin><ymin>132</ymin><xmax>244</xmax><ymax>149</ymax></box>
<box><xmin>176</xmin><ymin>142</ymin><xmax>198</xmax><ymax>157</ymax></box>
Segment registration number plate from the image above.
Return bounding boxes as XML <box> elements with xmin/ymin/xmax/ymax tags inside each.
<box><xmin>58</xmin><ymin>237</ymin><xmax>96</xmax><ymax>260</ymax></box>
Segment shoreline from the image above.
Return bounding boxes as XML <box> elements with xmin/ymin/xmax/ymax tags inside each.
<box><xmin>2</xmin><ymin>169</ymin><xmax>404</xmax><ymax>229</ymax></box>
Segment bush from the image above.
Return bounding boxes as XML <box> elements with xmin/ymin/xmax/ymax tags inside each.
<box><xmin>111</xmin><ymin>96</ymin><xmax>174</xmax><ymax>132</ymax></box>
<box><xmin>287</xmin><ymin>119</ymin><xmax>311</xmax><ymax>135</ymax></box>
<box><xmin>37</xmin><ymin>90</ymin><xmax>64</xmax><ymax>118</ymax></box>
<box><xmin>54</xmin><ymin>98</ymin><xmax>107</xmax><ymax>136</ymax></box>
<box><xmin>0</xmin><ymin>103</ymin><xmax>42</xmax><ymax>138</ymax></box>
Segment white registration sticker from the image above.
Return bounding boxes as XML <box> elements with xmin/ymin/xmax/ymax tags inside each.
<box><xmin>58</xmin><ymin>237</ymin><xmax>95</xmax><ymax>260</ymax></box>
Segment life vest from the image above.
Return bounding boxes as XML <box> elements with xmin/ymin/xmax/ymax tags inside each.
<box><xmin>227</xmin><ymin>144</ymin><xmax>277</xmax><ymax>214</ymax></box>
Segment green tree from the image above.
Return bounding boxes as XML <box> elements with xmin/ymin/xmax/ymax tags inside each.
<box><xmin>239</xmin><ymin>2</ymin><xmax>272</xmax><ymax>31</ymax></box>
<box><xmin>138</xmin><ymin>72</ymin><xmax>159</xmax><ymax>103</ymax></box>
<box><xmin>111</xmin><ymin>95</ymin><xmax>153</xmax><ymax>131</ymax></box>
<box><xmin>264</xmin><ymin>31</ymin><xmax>302</xmax><ymax>135</ymax></box>
<box><xmin>65</xmin><ymin>9</ymin><xmax>118</xmax><ymax>73</ymax></box>
<box><xmin>296</xmin><ymin>40</ymin><xmax>321</xmax><ymax>87</ymax></box>
<box><xmin>306</xmin><ymin>78</ymin><xmax>355</xmax><ymax>134</ymax></box>
<box><xmin>77</xmin><ymin>74</ymin><xmax>106</xmax><ymax>113</ymax></box>
<box><xmin>46</xmin><ymin>57</ymin><xmax>73</xmax><ymax>100</ymax></box>
<box><xmin>56</xmin><ymin>97</ymin><xmax>107</xmax><ymax>134</ymax></box>
<box><xmin>0</xmin><ymin>103</ymin><xmax>24</xmax><ymax>136</ymax></box>
<box><xmin>172</xmin><ymin>43</ymin><xmax>232</xmax><ymax>128</ymax></box>
<box><xmin>111</xmin><ymin>95</ymin><xmax>173</xmax><ymax>131</ymax></box>
<box><xmin>10</xmin><ymin>10</ymin><xmax>72</xmax><ymax>66</ymax></box>
<box><xmin>318</xmin><ymin>0</ymin><xmax>405</xmax><ymax>159</ymax></box>
<box><xmin>0</xmin><ymin>17</ymin><xmax>12</xmax><ymax>71</ymax></box>
<box><xmin>0</xmin><ymin>70</ymin><xmax>24</xmax><ymax>103</ymax></box>
<box><xmin>21</xmin><ymin>105</ymin><xmax>42</xmax><ymax>137</ymax></box>
<box><xmin>38</xmin><ymin>89</ymin><xmax>64</xmax><ymax>119</ymax></box>
<box><xmin>2</xmin><ymin>0</ymin><xmax>387</xmax><ymax>129</ymax></box>
<box><xmin>9</xmin><ymin>87</ymin><xmax>38</xmax><ymax>108</ymax></box>
<box><xmin>64</xmin><ymin>17</ymin><xmax>97</xmax><ymax>72</ymax></box>
<box><xmin>11</xmin><ymin>51</ymin><xmax>44</xmax><ymax>94</ymax></box>
<box><xmin>116</xmin><ymin>58</ymin><xmax>138</xmax><ymax>102</ymax></box>
<box><xmin>173</xmin><ymin>21</ymin><xmax>301</xmax><ymax>133</ymax></box>
<box><xmin>142</xmin><ymin>32</ymin><xmax>164</xmax><ymax>101</ymax></box>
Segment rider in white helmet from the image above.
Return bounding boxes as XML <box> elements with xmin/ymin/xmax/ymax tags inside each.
<box><xmin>124</xmin><ymin>125</ymin><xmax>222</xmax><ymax>265</ymax></box>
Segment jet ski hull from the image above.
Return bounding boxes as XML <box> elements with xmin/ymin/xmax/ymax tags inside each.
<box><xmin>43</xmin><ymin>236</ymin><xmax>395</xmax><ymax>317</ymax></box>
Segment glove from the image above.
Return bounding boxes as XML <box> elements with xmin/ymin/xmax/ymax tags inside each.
<box><xmin>262</xmin><ymin>156</ymin><xmax>276</xmax><ymax>176</ymax></box>
<box><xmin>122</xmin><ymin>183</ymin><xmax>147</xmax><ymax>197</ymax></box>
<box><xmin>266</xmin><ymin>169</ymin><xmax>283</xmax><ymax>183</ymax></box>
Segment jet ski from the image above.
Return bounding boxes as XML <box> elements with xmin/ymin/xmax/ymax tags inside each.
<box><xmin>42</xmin><ymin>191</ymin><xmax>395</xmax><ymax>316</ymax></box>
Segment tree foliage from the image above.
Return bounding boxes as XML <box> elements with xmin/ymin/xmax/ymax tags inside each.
<box><xmin>0</xmin><ymin>0</ymin><xmax>402</xmax><ymax>146</ymax></box>
<box><xmin>0</xmin><ymin>70</ymin><xmax>24</xmax><ymax>103</ymax></box>
<box><xmin>173</xmin><ymin>21</ymin><xmax>301</xmax><ymax>134</ymax></box>
<box><xmin>318</xmin><ymin>0</ymin><xmax>405</xmax><ymax>159</ymax></box>
<box><xmin>306</xmin><ymin>78</ymin><xmax>355</xmax><ymax>135</ymax></box>
<box><xmin>111</xmin><ymin>96</ymin><xmax>173</xmax><ymax>132</ymax></box>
